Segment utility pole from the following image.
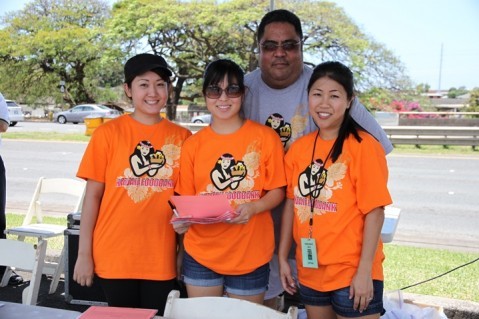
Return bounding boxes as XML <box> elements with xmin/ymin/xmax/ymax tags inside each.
<box><xmin>270</xmin><ymin>0</ymin><xmax>274</xmax><ymax>11</ymax></box>
<box><xmin>438</xmin><ymin>43</ymin><xmax>443</xmax><ymax>93</ymax></box>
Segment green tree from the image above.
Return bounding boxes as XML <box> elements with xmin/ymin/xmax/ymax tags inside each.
<box><xmin>108</xmin><ymin>0</ymin><xmax>410</xmax><ymax>118</ymax></box>
<box><xmin>108</xmin><ymin>0</ymin><xmax>261</xmax><ymax>118</ymax></box>
<box><xmin>447</xmin><ymin>86</ymin><xmax>468</xmax><ymax>99</ymax></box>
<box><xmin>416</xmin><ymin>83</ymin><xmax>431</xmax><ymax>94</ymax></box>
<box><xmin>0</xmin><ymin>0</ymin><xmax>121</xmax><ymax>106</ymax></box>
<box><xmin>287</xmin><ymin>0</ymin><xmax>410</xmax><ymax>91</ymax></box>
<box><xmin>466</xmin><ymin>87</ymin><xmax>479</xmax><ymax>112</ymax></box>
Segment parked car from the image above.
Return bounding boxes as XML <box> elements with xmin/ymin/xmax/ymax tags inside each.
<box><xmin>190</xmin><ymin>114</ymin><xmax>211</xmax><ymax>124</ymax></box>
<box><xmin>54</xmin><ymin>104</ymin><xmax>121</xmax><ymax>124</ymax></box>
<box><xmin>6</xmin><ymin>100</ymin><xmax>25</xmax><ymax>127</ymax></box>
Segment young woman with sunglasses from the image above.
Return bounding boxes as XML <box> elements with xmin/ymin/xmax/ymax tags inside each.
<box><xmin>173</xmin><ymin>59</ymin><xmax>286</xmax><ymax>304</ymax></box>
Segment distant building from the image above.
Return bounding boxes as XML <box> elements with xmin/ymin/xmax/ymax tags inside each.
<box><xmin>423</xmin><ymin>90</ymin><xmax>448</xmax><ymax>99</ymax></box>
<box><xmin>422</xmin><ymin>91</ymin><xmax>469</xmax><ymax>112</ymax></box>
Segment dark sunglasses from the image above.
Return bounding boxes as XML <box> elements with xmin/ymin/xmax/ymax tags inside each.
<box><xmin>260</xmin><ymin>40</ymin><xmax>302</xmax><ymax>52</ymax></box>
<box><xmin>205</xmin><ymin>85</ymin><xmax>242</xmax><ymax>99</ymax></box>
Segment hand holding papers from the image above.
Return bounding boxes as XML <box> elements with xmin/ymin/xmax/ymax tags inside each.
<box><xmin>170</xmin><ymin>194</ymin><xmax>238</xmax><ymax>224</ymax></box>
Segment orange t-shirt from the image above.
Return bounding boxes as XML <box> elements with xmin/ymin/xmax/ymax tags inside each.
<box><xmin>284</xmin><ymin>130</ymin><xmax>392</xmax><ymax>291</ymax></box>
<box><xmin>175</xmin><ymin>120</ymin><xmax>286</xmax><ymax>275</ymax></box>
<box><xmin>77</xmin><ymin>115</ymin><xmax>191</xmax><ymax>280</ymax></box>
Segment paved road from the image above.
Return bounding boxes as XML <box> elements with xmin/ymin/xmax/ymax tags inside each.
<box><xmin>7</xmin><ymin>120</ymin><xmax>86</xmax><ymax>134</ymax></box>
<box><xmin>386</xmin><ymin>154</ymin><xmax>479</xmax><ymax>252</ymax></box>
<box><xmin>2</xmin><ymin>122</ymin><xmax>479</xmax><ymax>253</ymax></box>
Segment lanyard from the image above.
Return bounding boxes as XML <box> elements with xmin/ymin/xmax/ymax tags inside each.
<box><xmin>308</xmin><ymin>130</ymin><xmax>336</xmax><ymax>238</ymax></box>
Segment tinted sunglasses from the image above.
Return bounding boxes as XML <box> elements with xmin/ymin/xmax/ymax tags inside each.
<box><xmin>205</xmin><ymin>85</ymin><xmax>242</xmax><ymax>99</ymax></box>
<box><xmin>260</xmin><ymin>40</ymin><xmax>302</xmax><ymax>52</ymax></box>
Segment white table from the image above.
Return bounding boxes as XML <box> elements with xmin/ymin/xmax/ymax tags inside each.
<box><xmin>0</xmin><ymin>301</ymin><xmax>82</xmax><ymax>319</ymax></box>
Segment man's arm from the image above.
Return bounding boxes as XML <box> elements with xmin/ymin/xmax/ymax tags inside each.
<box><xmin>350</xmin><ymin>97</ymin><xmax>393</xmax><ymax>154</ymax></box>
<box><xmin>0</xmin><ymin>120</ymin><xmax>8</xmax><ymax>133</ymax></box>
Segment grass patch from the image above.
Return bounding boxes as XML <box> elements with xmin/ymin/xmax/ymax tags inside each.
<box><xmin>392</xmin><ymin>144</ymin><xmax>478</xmax><ymax>155</ymax></box>
<box><xmin>6</xmin><ymin>213</ymin><xmax>478</xmax><ymax>302</ymax></box>
<box><xmin>384</xmin><ymin>245</ymin><xmax>479</xmax><ymax>302</ymax></box>
<box><xmin>2</xmin><ymin>131</ymin><xmax>90</xmax><ymax>142</ymax></box>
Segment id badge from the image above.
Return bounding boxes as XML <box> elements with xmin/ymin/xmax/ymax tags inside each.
<box><xmin>301</xmin><ymin>238</ymin><xmax>318</xmax><ymax>268</ymax></box>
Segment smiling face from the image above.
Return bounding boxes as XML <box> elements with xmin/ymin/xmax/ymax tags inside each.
<box><xmin>221</xmin><ymin>157</ymin><xmax>232</xmax><ymax>169</ymax></box>
<box><xmin>140</xmin><ymin>144</ymin><xmax>150</xmax><ymax>156</ymax></box>
<box><xmin>270</xmin><ymin>117</ymin><xmax>281</xmax><ymax>129</ymax></box>
<box><xmin>311</xmin><ymin>162</ymin><xmax>322</xmax><ymax>175</ymax></box>
<box><xmin>258</xmin><ymin>22</ymin><xmax>303</xmax><ymax>89</ymax></box>
<box><xmin>124</xmin><ymin>70</ymin><xmax>169</xmax><ymax>119</ymax></box>
<box><xmin>205</xmin><ymin>75</ymin><xmax>243</xmax><ymax>123</ymax></box>
<box><xmin>308</xmin><ymin>76</ymin><xmax>352</xmax><ymax>140</ymax></box>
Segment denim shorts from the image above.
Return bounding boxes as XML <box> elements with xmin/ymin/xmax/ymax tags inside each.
<box><xmin>182</xmin><ymin>251</ymin><xmax>269</xmax><ymax>296</ymax></box>
<box><xmin>299</xmin><ymin>280</ymin><xmax>385</xmax><ymax>317</ymax></box>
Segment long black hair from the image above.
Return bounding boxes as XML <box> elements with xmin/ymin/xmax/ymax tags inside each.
<box><xmin>307</xmin><ymin>61</ymin><xmax>363</xmax><ymax>162</ymax></box>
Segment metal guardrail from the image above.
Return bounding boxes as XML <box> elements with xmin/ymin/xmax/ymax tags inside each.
<box><xmin>396</xmin><ymin>111</ymin><xmax>479</xmax><ymax>117</ymax></box>
<box><xmin>383</xmin><ymin>126</ymin><xmax>479</xmax><ymax>149</ymax></box>
<box><xmin>180</xmin><ymin>122</ymin><xmax>479</xmax><ymax>149</ymax></box>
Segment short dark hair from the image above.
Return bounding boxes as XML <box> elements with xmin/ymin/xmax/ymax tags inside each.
<box><xmin>257</xmin><ymin>9</ymin><xmax>303</xmax><ymax>42</ymax></box>
<box><xmin>202</xmin><ymin>59</ymin><xmax>245</xmax><ymax>96</ymax></box>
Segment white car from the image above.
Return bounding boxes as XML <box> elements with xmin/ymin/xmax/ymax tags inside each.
<box><xmin>190</xmin><ymin>114</ymin><xmax>211</xmax><ymax>124</ymax></box>
<box><xmin>6</xmin><ymin>100</ymin><xmax>25</xmax><ymax>126</ymax></box>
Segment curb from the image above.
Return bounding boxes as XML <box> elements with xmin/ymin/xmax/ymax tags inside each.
<box><xmin>402</xmin><ymin>292</ymin><xmax>479</xmax><ymax>319</ymax></box>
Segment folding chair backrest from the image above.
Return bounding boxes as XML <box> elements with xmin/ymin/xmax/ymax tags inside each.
<box><xmin>0</xmin><ymin>239</ymin><xmax>47</xmax><ymax>305</ymax></box>
<box><xmin>163</xmin><ymin>290</ymin><xmax>298</xmax><ymax>319</ymax></box>
<box><xmin>22</xmin><ymin>177</ymin><xmax>86</xmax><ymax>225</ymax></box>
<box><xmin>40</xmin><ymin>178</ymin><xmax>86</xmax><ymax>200</ymax></box>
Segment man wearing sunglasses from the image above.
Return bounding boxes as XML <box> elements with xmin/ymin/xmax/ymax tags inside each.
<box><xmin>243</xmin><ymin>9</ymin><xmax>393</xmax><ymax>310</ymax></box>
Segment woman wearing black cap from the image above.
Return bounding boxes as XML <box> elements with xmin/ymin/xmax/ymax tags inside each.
<box><xmin>73</xmin><ymin>53</ymin><xmax>191</xmax><ymax>314</ymax></box>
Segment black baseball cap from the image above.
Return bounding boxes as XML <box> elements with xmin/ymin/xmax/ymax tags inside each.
<box><xmin>124</xmin><ymin>53</ymin><xmax>172</xmax><ymax>83</ymax></box>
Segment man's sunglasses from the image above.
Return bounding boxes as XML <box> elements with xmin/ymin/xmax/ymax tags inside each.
<box><xmin>205</xmin><ymin>85</ymin><xmax>242</xmax><ymax>99</ymax></box>
<box><xmin>260</xmin><ymin>40</ymin><xmax>302</xmax><ymax>52</ymax></box>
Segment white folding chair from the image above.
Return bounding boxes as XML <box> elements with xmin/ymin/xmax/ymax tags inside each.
<box><xmin>0</xmin><ymin>239</ymin><xmax>47</xmax><ymax>305</ymax></box>
<box><xmin>4</xmin><ymin>176</ymin><xmax>86</xmax><ymax>294</ymax></box>
<box><xmin>163</xmin><ymin>290</ymin><xmax>298</xmax><ymax>319</ymax></box>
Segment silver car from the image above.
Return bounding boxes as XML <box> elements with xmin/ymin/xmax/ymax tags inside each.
<box><xmin>6</xmin><ymin>100</ymin><xmax>25</xmax><ymax>127</ymax></box>
<box><xmin>54</xmin><ymin>104</ymin><xmax>120</xmax><ymax>124</ymax></box>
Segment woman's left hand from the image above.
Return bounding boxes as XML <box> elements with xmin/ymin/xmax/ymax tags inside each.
<box><xmin>349</xmin><ymin>271</ymin><xmax>374</xmax><ymax>313</ymax></box>
<box><xmin>172</xmin><ymin>221</ymin><xmax>191</xmax><ymax>234</ymax></box>
<box><xmin>228</xmin><ymin>202</ymin><xmax>256</xmax><ymax>224</ymax></box>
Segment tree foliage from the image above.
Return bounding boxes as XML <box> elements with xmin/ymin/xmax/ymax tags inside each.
<box><xmin>108</xmin><ymin>0</ymin><xmax>410</xmax><ymax>117</ymax></box>
<box><xmin>466</xmin><ymin>87</ymin><xmax>479</xmax><ymax>112</ymax></box>
<box><xmin>1</xmin><ymin>0</ymin><xmax>411</xmax><ymax>115</ymax></box>
<box><xmin>284</xmin><ymin>0</ymin><xmax>410</xmax><ymax>91</ymax></box>
<box><xmin>108</xmin><ymin>0</ymin><xmax>263</xmax><ymax>117</ymax></box>
<box><xmin>447</xmin><ymin>86</ymin><xmax>468</xmax><ymax>98</ymax></box>
<box><xmin>0</xmin><ymin>0</ymin><xmax>121</xmax><ymax>106</ymax></box>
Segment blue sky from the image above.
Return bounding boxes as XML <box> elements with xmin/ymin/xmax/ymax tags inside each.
<box><xmin>328</xmin><ymin>0</ymin><xmax>479</xmax><ymax>90</ymax></box>
<box><xmin>2</xmin><ymin>0</ymin><xmax>478</xmax><ymax>90</ymax></box>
